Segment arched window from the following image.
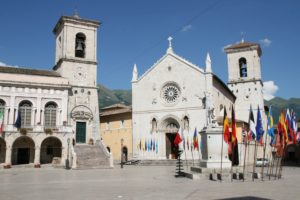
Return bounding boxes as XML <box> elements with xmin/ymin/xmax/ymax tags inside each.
<box><xmin>239</xmin><ymin>57</ymin><xmax>247</xmax><ymax>77</ymax></box>
<box><xmin>0</xmin><ymin>100</ymin><xmax>5</xmax><ymax>126</ymax></box>
<box><xmin>151</xmin><ymin>118</ymin><xmax>157</xmax><ymax>133</ymax></box>
<box><xmin>0</xmin><ymin>99</ymin><xmax>5</xmax><ymax>114</ymax></box>
<box><xmin>19</xmin><ymin>101</ymin><xmax>32</xmax><ymax>127</ymax></box>
<box><xmin>75</xmin><ymin>33</ymin><xmax>86</xmax><ymax>58</ymax></box>
<box><xmin>44</xmin><ymin>102</ymin><xmax>57</xmax><ymax>128</ymax></box>
<box><xmin>183</xmin><ymin>116</ymin><xmax>189</xmax><ymax>131</ymax></box>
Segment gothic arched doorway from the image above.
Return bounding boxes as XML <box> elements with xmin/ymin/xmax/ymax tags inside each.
<box><xmin>160</xmin><ymin>117</ymin><xmax>180</xmax><ymax>159</ymax></box>
<box><xmin>0</xmin><ymin>138</ymin><xmax>6</xmax><ymax>163</ymax></box>
<box><xmin>12</xmin><ymin>136</ymin><xmax>35</xmax><ymax>165</ymax></box>
<box><xmin>40</xmin><ymin>137</ymin><xmax>62</xmax><ymax>164</ymax></box>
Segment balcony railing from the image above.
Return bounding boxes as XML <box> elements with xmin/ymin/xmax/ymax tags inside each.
<box><xmin>3</xmin><ymin>124</ymin><xmax>73</xmax><ymax>133</ymax></box>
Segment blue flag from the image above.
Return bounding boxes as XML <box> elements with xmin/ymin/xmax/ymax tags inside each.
<box><xmin>14</xmin><ymin>110</ymin><xmax>21</xmax><ymax>129</ymax></box>
<box><xmin>267</xmin><ymin>106</ymin><xmax>275</xmax><ymax>145</ymax></box>
<box><xmin>256</xmin><ymin>105</ymin><xmax>264</xmax><ymax>142</ymax></box>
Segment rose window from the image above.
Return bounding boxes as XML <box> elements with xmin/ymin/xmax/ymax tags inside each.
<box><xmin>162</xmin><ymin>84</ymin><xmax>180</xmax><ymax>104</ymax></box>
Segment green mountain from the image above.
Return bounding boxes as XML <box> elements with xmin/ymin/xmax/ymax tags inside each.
<box><xmin>97</xmin><ymin>84</ymin><xmax>132</xmax><ymax>109</ymax></box>
<box><xmin>264</xmin><ymin>97</ymin><xmax>300</xmax><ymax>123</ymax></box>
<box><xmin>97</xmin><ymin>84</ymin><xmax>300</xmax><ymax>122</ymax></box>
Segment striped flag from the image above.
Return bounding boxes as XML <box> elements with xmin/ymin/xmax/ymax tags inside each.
<box><xmin>0</xmin><ymin>110</ymin><xmax>4</xmax><ymax>134</ymax></box>
<box><xmin>223</xmin><ymin>107</ymin><xmax>230</xmax><ymax>143</ymax></box>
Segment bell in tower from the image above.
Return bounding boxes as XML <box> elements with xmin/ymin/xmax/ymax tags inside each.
<box><xmin>75</xmin><ymin>33</ymin><xmax>86</xmax><ymax>58</ymax></box>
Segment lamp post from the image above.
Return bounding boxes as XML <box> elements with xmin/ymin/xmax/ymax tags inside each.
<box><xmin>121</xmin><ymin>138</ymin><xmax>124</xmax><ymax>168</ymax></box>
<box><xmin>66</xmin><ymin>138</ymin><xmax>70</xmax><ymax>170</ymax></box>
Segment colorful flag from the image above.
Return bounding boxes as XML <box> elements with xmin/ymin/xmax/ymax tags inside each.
<box><xmin>278</xmin><ymin>110</ymin><xmax>288</xmax><ymax>144</ymax></box>
<box><xmin>223</xmin><ymin>107</ymin><xmax>230</xmax><ymax>143</ymax></box>
<box><xmin>0</xmin><ymin>110</ymin><xmax>4</xmax><ymax>134</ymax></box>
<box><xmin>291</xmin><ymin>110</ymin><xmax>298</xmax><ymax>144</ymax></box>
<box><xmin>256</xmin><ymin>105</ymin><xmax>264</xmax><ymax>142</ymax></box>
<box><xmin>174</xmin><ymin>132</ymin><xmax>182</xmax><ymax>146</ymax></box>
<box><xmin>248</xmin><ymin>105</ymin><xmax>256</xmax><ymax>141</ymax></box>
<box><xmin>186</xmin><ymin>136</ymin><xmax>189</xmax><ymax>150</ymax></box>
<box><xmin>193</xmin><ymin>128</ymin><xmax>199</xmax><ymax>150</ymax></box>
<box><xmin>231</xmin><ymin>105</ymin><xmax>237</xmax><ymax>145</ymax></box>
<box><xmin>267</xmin><ymin>106</ymin><xmax>275</xmax><ymax>145</ymax></box>
<box><xmin>14</xmin><ymin>110</ymin><xmax>21</xmax><ymax>129</ymax></box>
<box><xmin>285</xmin><ymin>109</ymin><xmax>293</xmax><ymax>141</ymax></box>
<box><xmin>155</xmin><ymin>139</ymin><xmax>158</xmax><ymax>154</ymax></box>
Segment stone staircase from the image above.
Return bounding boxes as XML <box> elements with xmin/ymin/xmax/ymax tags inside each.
<box><xmin>73</xmin><ymin>142</ymin><xmax>112</xmax><ymax>169</ymax></box>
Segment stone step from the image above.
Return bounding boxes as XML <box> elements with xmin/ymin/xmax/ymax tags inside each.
<box><xmin>138</xmin><ymin>160</ymin><xmax>197</xmax><ymax>166</ymax></box>
<box><xmin>74</xmin><ymin>144</ymin><xmax>111</xmax><ymax>169</ymax></box>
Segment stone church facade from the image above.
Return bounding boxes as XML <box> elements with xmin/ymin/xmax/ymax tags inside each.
<box><xmin>0</xmin><ymin>14</ymin><xmax>111</xmax><ymax>168</ymax></box>
<box><xmin>132</xmin><ymin>39</ymin><xmax>236</xmax><ymax>160</ymax></box>
<box><xmin>132</xmin><ymin>37</ymin><xmax>267</xmax><ymax>161</ymax></box>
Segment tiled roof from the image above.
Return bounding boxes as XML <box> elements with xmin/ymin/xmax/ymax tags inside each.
<box><xmin>224</xmin><ymin>41</ymin><xmax>260</xmax><ymax>50</ymax></box>
<box><xmin>0</xmin><ymin>66</ymin><xmax>61</xmax><ymax>77</ymax></box>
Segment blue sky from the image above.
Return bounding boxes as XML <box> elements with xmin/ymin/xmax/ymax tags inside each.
<box><xmin>0</xmin><ymin>0</ymin><xmax>299</xmax><ymax>99</ymax></box>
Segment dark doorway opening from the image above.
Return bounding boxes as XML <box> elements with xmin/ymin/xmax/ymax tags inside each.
<box><xmin>17</xmin><ymin>148</ymin><xmax>30</xmax><ymax>164</ymax></box>
<box><xmin>122</xmin><ymin>146</ymin><xmax>128</xmax><ymax>162</ymax></box>
<box><xmin>166</xmin><ymin>133</ymin><xmax>178</xmax><ymax>159</ymax></box>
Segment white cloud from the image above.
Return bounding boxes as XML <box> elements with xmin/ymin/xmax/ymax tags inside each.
<box><xmin>0</xmin><ymin>61</ymin><xmax>7</xmax><ymax>66</ymax></box>
<box><xmin>181</xmin><ymin>24</ymin><xmax>192</xmax><ymax>32</ymax></box>
<box><xmin>263</xmin><ymin>81</ymin><xmax>279</xmax><ymax>100</ymax></box>
<box><xmin>259</xmin><ymin>38</ymin><xmax>272</xmax><ymax>47</ymax></box>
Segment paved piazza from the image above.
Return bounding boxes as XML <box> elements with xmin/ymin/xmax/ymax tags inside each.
<box><xmin>0</xmin><ymin>165</ymin><xmax>299</xmax><ymax>200</ymax></box>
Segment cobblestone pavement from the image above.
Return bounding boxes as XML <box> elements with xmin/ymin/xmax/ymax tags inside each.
<box><xmin>0</xmin><ymin>165</ymin><xmax>299</xmax><ymax>200</ymax></box>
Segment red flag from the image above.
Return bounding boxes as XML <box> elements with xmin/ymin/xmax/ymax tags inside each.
<box><xmin>223</xmin><ymin>107</ymin><xmax>230</xmax><ymax>143</ymax></box>
<box><xmin>231</xmin><ymin>105</ymin><xmax>237</xmax><ymax>145</ymax></box>
<box><xmin>174</xmin><ymin>132</ymin><xmax>182</xmax><ymax>146</ymax></box>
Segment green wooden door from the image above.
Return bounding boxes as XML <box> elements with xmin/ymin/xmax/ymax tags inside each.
<box><xmin>76</xmin><ymin>122</ymin><xmax>86</xmax><ymax>143</ymax></box>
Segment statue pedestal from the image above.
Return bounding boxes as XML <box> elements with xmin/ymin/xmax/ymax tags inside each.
<box><xmin>200</xmin><ymin>126</ymin><xmax>231</xmax><ymax>168</ymax></box>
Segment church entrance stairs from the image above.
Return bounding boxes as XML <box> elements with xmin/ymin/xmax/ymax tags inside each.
<box><xmin>73</xmin><ymin>142</ymin><xmax>112</xmax><ymax>169</ymax></box>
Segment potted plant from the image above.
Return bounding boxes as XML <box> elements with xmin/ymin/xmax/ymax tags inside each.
<box><xmin>20</xmin><ymin>128</ymin><xmax>27</xmax><ymax>135</ymax></box>
<box><xmin>44</xmin><ymin>128</ymin><xmax>53</xmax><ymax>135</ymax></box>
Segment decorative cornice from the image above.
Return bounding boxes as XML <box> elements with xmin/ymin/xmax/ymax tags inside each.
<box><xmin>53</xmin><ymin>15</ymin><xmax>100</xmax><ymax>34</ymax></box>
<box><xmin>53</xmin><ymin>58</ymin><xmax>97</xmax><ymax>70</ymax></box>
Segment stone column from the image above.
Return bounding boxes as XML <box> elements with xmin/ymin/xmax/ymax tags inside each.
<box><xmin>4</xmin><ymin>146</ymin><xmax>12</xmax><ymax>169</ymax></box>
<box><xmin>34</xmin><ymin>146</ymin><xmax>41</xmax><ymax>168</ymax></box>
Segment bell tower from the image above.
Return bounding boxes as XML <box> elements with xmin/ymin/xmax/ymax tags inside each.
<box><xmin>224</xmin><ymin>41</ymin><xmax>264</xmax><ymax>122</ymax></box>
<box><xmin>52</xmin><ymin>13</ymin><xmax>101</xmax><ymax>143</ymax></box>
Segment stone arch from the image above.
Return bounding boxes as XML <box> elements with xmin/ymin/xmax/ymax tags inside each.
<box><xmin>40</xmin><ymin>137</ymin><xmax>62</xmax><ymax>164</ymax></box>
<box><xmin>70</xmin><ymin>105</ymin><xmax>93</xmax><ymax>121</ymax></box>
<box><xmin>159</xmin><ymin>115</ymin><xmax>181</xmax><ymax>160</ymax></box>
<box><xmin>158</xmin><ymin>115</ymin><xmax>181</xmax><ymax>133</ymax></box>
<box><xmin>12</xmin><ymin>136</ymin><xmax>35</xmax><ymax>165</ymax></box>
<box><xmin>0</xmin><ymin>138</ymin><xmax>6</xmax><ymax>163</ymax></box>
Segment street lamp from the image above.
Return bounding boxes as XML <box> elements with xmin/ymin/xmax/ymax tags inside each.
<box><xmin>121</xmin><ymin>138</ymin><xmax>124</xmax><ymax>168</ymax></box>
<box><xmin>66</xmin><ymin>138</ymin><xmax>70</xmax><ymax>170</ymax></box>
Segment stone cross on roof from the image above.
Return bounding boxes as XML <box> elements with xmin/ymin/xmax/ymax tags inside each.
<box><xmin>167</xmin><ymin>36</ymin><xmax>174</xmax><ymax>53</ymax></box>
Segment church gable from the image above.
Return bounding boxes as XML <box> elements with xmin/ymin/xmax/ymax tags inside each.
<box><xmin>138</xmin><ymin>52</ymin><xmax>205</xmax><ymax>84</ymax></box>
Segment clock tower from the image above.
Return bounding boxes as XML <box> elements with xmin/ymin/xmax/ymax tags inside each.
<box><xmin>53</xmin><ymin>13</ymin><xmax>101</xmax><ymax>144</ymax></box>
<box><xmin>224</xmin><ymin>41</ymin><xmax>264</xmax><ymax>122</ymax></box>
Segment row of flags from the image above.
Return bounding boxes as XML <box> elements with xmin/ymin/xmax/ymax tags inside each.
<box><xmin>278</xmin><ymin>109</ymin><xmax>299</xmax><ymax>145</ymax></box>
<box><xmin>174</xmin><ymin>128</ymin><xmax>201</xmax><ymax>151</ymax></box>
<box><xmin>224</xmin><ymin>104</ymin><xmax>299</xmax><ymax>150</ymax></box>
<box><xmin>137</xmin><ymin>138</ymin><xmax>159</xmax><ymax>153</ymax></box>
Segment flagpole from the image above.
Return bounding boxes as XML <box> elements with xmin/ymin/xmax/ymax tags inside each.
<box><xmin>230</xmin><ymin>141</ymin><xmax>234</xmax><ymax>182</ymax></box>
<box><xmin>252</xmin><ymin>140</ymin><xmax>257</xmax><ymax>181</ymax></box>
<box><xmin>261</xmin><ymin>126</ymin><xmax>269</xmax><ymax>181</ymax></box>
<box><xmin>242</xmin><ymin>124</ymin><xmax>248</xmax><ymax>182</ymax></box>
<box><xmin>191</xmin><ymin>144</ymin><xmax>195</xmax><ymax>166</ymax></box>
<box><xmin>220</xmin><ymin>123</ymin><xmax>224</xmax><ymax>182</ymax></box>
